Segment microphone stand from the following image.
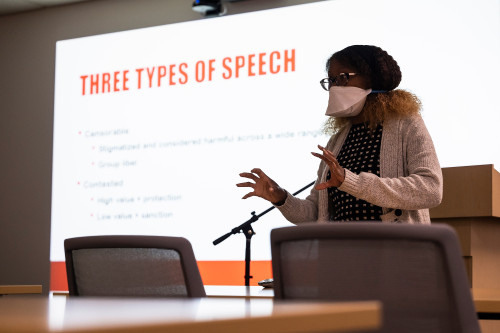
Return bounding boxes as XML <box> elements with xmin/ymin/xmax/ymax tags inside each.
<box><xmin>213</xmin><ymin>180</ymin><xmax>315</xmax><ymax>286</ymax></box>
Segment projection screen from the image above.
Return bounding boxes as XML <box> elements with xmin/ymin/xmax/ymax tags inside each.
<box><xmin>50</xmin><ymin>0</ymin><xmax>500</xmax><ymax>289</ymax></box>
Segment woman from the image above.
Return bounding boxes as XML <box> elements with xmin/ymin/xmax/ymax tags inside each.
<box><xmin>237</xmin><ymin>45</ymin><xmax>442</xmax><ymax>224</ymax></box>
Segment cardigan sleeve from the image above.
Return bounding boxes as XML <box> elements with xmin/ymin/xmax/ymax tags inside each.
<box><xmin>275</xmin><ymin>188</ymin><xmax>319</xmax><ymax>223</ymax></box>
<box><xmin>275</xmin><ymin>135</ymin><xmax>340</xmax><ymax>224</ymax></box>
<box><xmin>338</xmin><ymin>115</ymin><xmax>443</xmax><ymax>210</ymax></box>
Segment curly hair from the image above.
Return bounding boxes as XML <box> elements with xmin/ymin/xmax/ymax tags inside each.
<box><xmin>324</xmin><ymin>89</ymin><xmax>422</xmax><ymax>134</ymax></box>
<box><xmin>323</xmin><ymin>45</ymin><xmax>421</xmax><ymax>134</ymax></box>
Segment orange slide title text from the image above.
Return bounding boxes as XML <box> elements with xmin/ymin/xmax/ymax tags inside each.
<box><xmin>79</xmin><ymin>49</ymin><xmax>296</xmax><ymax>96</ymax></box>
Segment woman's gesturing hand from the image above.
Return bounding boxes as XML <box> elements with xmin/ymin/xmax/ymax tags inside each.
<box><xmin>311</xmin><ymin>145</ymin><xmax>345</xmax><ymax>190</ymax></box>
<box><xmin>237</xmin><ymin>168</ymin><xmax>287</xmax><ymax>204</ymax></box>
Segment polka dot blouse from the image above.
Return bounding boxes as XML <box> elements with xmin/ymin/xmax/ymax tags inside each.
<box><xmin>327</xmin><ymin>122</ymin><xmax>384</xmax><ymax>221</ymax></box>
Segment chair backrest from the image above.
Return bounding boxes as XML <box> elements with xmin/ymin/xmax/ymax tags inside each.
<box><xmin>64</xmin><ymin>235</ymin><xmax>206</xmax><ymax>297</ymax></box>
<box><xmin>270</xmin><ymin>223</ymin><xmax>480</xmax><ymax>333</ymax></box>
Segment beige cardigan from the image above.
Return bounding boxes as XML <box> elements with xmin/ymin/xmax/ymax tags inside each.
<box><xmin>277</xmin><ymin>114</ymin><xmax>443</xmax><ymax>224</ymax></box>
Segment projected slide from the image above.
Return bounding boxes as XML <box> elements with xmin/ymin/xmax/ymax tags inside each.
<box><xmin>51</xmin><ymin>0</ymin><xmax>500</xmax><ymax>287</ymax></box>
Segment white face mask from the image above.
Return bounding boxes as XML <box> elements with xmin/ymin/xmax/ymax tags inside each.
<box><xmin>325</xmin><ymin>86</ymin><xmax>372</xmax><ymax>117</ymax></box>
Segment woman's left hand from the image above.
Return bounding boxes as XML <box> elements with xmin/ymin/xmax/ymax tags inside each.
<box><xmin>311</xmin><ymin>145</ymin><xmax>345</xmax><ymax>190</ymax></box>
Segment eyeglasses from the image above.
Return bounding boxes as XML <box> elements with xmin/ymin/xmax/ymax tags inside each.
<box><xmin>320</xmin><ymin>73</ymin><xmax>359</xmax><ymax>91</ymax></box>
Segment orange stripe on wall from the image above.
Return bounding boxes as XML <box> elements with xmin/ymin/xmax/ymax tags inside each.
<box><xmin>50</xmin><ymin>260</ymin><xmax>272</xmax><ymax>291</ymax></box>
<box><xmin>197</xmin><ymin>260</ymin><xmax>272</xmax><ymax>286</ymax></box>
<box><xmin>51</xmin><ymin>261</ymin><xmax>68</xmax><ymax>291</ymax></box>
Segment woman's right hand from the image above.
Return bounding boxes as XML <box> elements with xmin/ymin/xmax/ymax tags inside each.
<box><xmin>237</xmin><ymin>168</ymin><xmax>287</xmax><ymax>204</ymax></box>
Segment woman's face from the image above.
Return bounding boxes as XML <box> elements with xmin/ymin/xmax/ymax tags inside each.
<box><xmin>328</xmin><ymin>60</ymin><xmax>371</xmax><ymax>90</ymax></box>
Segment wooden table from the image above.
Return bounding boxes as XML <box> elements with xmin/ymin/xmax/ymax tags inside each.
<box><xmin>473</xmin><ymin>289</ymin><xmax>500</xmax><ymax>318</ymax></box>
<box><xmin>204</xmin><ymin>285</ymin><xmax>500</xmax><ymax>333</ymax></box>
<box><xmin>53</xmin><ymin>285</ymin><xmax>500</xmax><ymax>313</ymax></box>
<box><xmin>205</xmin><ymin>285</ymin><xmax>274</xmax><ymax>298</ymax></box>
<box><xmin>0</xmin><ymin>285</ymin><xmax>42</xmax><ymax>295</ymax></box>
<box><xmin>205</xmin><ymin>285</ymin><xmax>500</xmax><ymax>313</ymax></box>
<box><xmin>473</xmin><ymin>289</ymin><xmax>500</xmax><ymax>333</ymax></box>
<box><xmin>50</xmin><ymin>286</ymin><xmax>274</xmax><ymax>298</ymax></box>
<box><xmin>0</xmin><ymin>296</ymin><xmax>381</xmax><ymax>333</ymax></box>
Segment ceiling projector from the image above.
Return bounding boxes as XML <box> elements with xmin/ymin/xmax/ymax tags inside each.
<box><xmin>192</xmin><ymin>0</ymin><xmax>223</xmax><ymax>16</ymax></box>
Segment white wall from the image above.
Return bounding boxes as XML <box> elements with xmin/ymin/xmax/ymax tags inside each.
<box><xmin>0</xmin><ymin>0</ymin><xmax>323</xmax><ymax>293</ymax></box>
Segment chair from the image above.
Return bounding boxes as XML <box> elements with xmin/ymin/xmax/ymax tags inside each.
<box><xmin>64</xmin><ymin>235</ymin><xmax>206</xmax><ymax>297</ymax></box>
<box><xmin>270</xmin><ymin>223</ymin><xmax>480</xmax><ymax>333</ymax></box>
